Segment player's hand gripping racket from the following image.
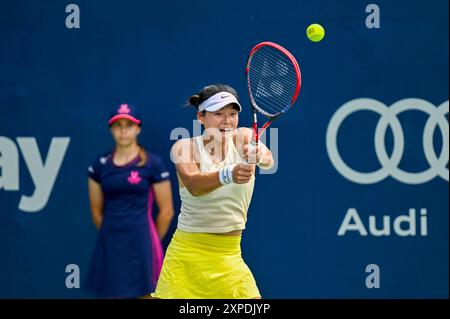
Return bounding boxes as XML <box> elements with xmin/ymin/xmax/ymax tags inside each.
<box><xmin>245</xmin><ymin>41</ymin><xmax>301</xmax><ymax>163</ymax></box>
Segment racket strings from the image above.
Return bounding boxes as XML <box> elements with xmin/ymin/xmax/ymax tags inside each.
<box><xmin>249</xmin><ymin>54</ymin><xmax>298</xmax><ymax>111</ymax></box>
<box><xmin>249</xmin><ymin>66</ymin><xmax>297</xmax><ymax>114</ymax></box>
<box><xmin>248</xmin><ymin>46</ymin><xmax>299</xmax><ymax>117</ymax></box>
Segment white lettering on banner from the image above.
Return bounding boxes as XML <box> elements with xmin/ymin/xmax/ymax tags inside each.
<box><xmin>0</xmin><ymin>137</ymin><xmax>19</xmax><ymax>190</ymax></box>
<box><xmin>0</xmin><ymin>137</ymin><xmax>70</xmax><ymax>213</ymax></box>
<box><xmin>365</xmin><ymin>264</ymin><xmax>380</xmax><ymax>289</ymax></box>
<box><xmin>65</xmin><ymin>264</ymin><xmax>80</xmax><ymax>289</ymax></box>
<box><xmin>365</xmin><ymin>4</ymin><xmax>381</xmax><ymax>29</ymax></box>
<box><xmin>65</xmin><ymin>4</ymin><xmax>80</xmax><ymax>29</ymax></box>
<box><xmin>337</xmin><ymin>208</ymin><xmax>428</xmax><ymax>237</ymax></box>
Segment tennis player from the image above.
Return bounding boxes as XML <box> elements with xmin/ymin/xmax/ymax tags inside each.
<box><xmin>151</xmin><ymin>84</ymin><xmax>274</xmax><ymax>299</ymax></box>
<box><xmin>85</xmin><ymin>103</ymin><xmax>174</xmax><ymax>298</ymax></box>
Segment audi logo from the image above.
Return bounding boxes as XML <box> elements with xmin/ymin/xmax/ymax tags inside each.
<box><xmin>326</xmin><ymin>98</ymin><xmax>449</xmax><ymax>184</ymax></box>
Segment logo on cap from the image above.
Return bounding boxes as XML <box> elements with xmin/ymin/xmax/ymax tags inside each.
<box><xmin>118</xmin><ymin>104</ymin><xmax>131</xmax><ymax>114</ymax></box>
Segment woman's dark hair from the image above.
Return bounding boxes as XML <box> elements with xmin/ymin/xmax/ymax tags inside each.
<box><xmin>186</xmin><ymin>84</ymin><xmax>240</xmax><ymax>113</ymax></box>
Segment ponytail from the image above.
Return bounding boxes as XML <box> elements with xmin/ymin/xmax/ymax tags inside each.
<box><xmin>137</xmin><ymin>144</ymin><xmax>148</xmax><ymax>167</ymax></box>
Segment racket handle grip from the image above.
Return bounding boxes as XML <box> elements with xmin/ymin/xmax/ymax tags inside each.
<box><xmin>249</xmin><ymin>139</ymin><xmax>258</xmax><ymax>150</ymax></box>
<box><xmin>246</xmin><ymin>140</ymin><xmax>262</xmax><ymax>165</ymax></box>
<box><xmin>251</xmin><ymin>127</ymin><xmax>268</xmax><ymax>145</ymax></box>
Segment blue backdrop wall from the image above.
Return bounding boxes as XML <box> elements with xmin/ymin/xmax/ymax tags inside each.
<box><xmin>0</xmin><ymin>0</ymin><xmax>448</xmax><ymax>298</ymax></box>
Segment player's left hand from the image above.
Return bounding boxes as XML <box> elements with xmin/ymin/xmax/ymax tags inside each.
<box><xmin>244</xmin><ymin>142</ymin><xmax>263</xmax><ymax>165</ymax></box>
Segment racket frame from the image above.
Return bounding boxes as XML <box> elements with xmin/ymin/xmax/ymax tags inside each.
<box><xmin>245</xmin><ymin>41</ymin><xmax>301</xmax><ymax>144</ymax></box>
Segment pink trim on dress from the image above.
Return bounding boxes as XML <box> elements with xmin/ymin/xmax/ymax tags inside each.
<box><xmin>147</xmin><ymin>188</ymin><xmax>164</xmax><ymax>287</ymax></box>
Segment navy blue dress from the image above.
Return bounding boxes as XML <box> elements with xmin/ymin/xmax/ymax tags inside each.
<box><xmin>85</xmin><ymin>151</ymin><xmax>170</xmax><ymax>298</ymax></box>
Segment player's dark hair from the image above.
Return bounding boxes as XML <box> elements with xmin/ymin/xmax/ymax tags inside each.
<box><xmin>186</xmin><ymin>84</ymin><xmax>241</xmax><ymax>113</ymax></box>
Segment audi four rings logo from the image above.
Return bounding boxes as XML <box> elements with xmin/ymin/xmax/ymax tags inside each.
<box><xmin>326</xmin><ymin>98</ymin><xmax>449</xmax><ymax>185</ymax></box>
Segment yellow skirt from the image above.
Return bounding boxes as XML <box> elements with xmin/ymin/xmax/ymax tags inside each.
<box><xmin>151</xmin><ymin>229</ymin><xmax>261</xmax><ymax>299</ymax></box>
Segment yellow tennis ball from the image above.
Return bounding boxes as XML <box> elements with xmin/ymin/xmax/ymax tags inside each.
<box><xmin>307</xmin><ymin>23</ymin><xmax>325</xmax><ymax>42</ymax></box>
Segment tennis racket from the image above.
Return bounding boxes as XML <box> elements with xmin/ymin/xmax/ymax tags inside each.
<box><xmin>245</xmin><ymin>41</ymin><xmax>301</xmax><ymax>151</ymax></box>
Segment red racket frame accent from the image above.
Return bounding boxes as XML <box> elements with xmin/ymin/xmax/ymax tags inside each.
<box><xmin>245</xmin><ymin>41</ymin><xmax>301</xmax><ymax>146</ymax></box>
<box><xmin>246</xmin><ymin>41</ymin><xmax>302</xmax><ymax>107</ymax></box>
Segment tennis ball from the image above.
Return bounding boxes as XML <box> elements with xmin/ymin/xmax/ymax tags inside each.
<box><xmin>307</xmin><ymin>23</ymin><xmax>325</xmax><ymax>42</ymax></box>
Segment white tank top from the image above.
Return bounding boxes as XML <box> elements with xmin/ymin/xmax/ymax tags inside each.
<box><xmin>177</xmin><ymin>135</ymin><xmax>255</xmax><ymax>233</ymax></box>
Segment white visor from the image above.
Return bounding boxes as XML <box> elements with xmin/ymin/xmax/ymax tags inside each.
<box><xmin>198</xmin><ymin>92</ymin><xmax>242</xmax><ymax>112</ymax></box>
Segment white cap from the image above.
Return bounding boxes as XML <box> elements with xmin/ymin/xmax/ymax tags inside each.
<box><xmin>198</xmin><ymin>92</ymin><xmax>242</xmax><ymax>112</ymax></box>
